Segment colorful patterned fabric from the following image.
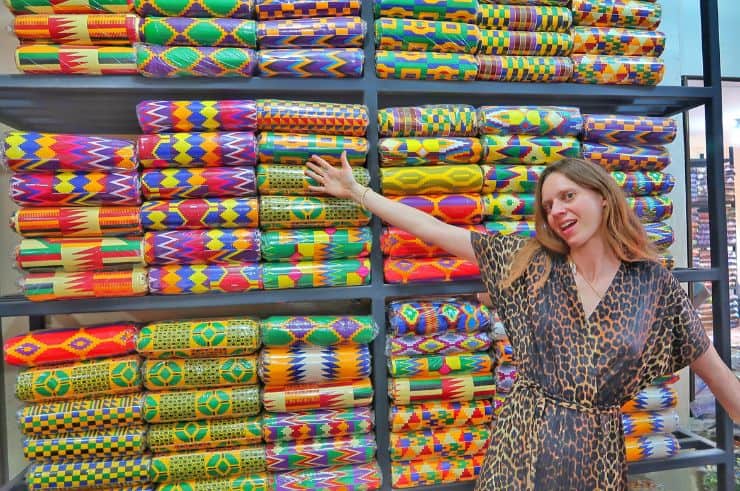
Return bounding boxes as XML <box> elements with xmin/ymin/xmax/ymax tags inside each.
<box><xmin>374</xmin><ymin>0</ymin><xmax>478</xmax><ymax>23</ymax></box>
<box><xmin>622</xmin><ymin>409</ymin><xmax>679</xmax><ymax>438</ymax></box>
<box><xmin>384</xmin><ymin>257</ymin><xmax>480</xmax><ymax>283</ymax></box>
<box><xmin>257</xmin><ymin>132</ymin><xmax>368</xmax><ymax>165</ymax></box>
<box><xmin>482</xmin><ymin>0</ymin><xmax>569</xmax><ymax>5</ymax></box>
<box><xmin>572</xmin><ymin>0</ymin><xmax>661</xmax><ymax>30</ymax></box>
<box><xmin>572</xmin><ymin>26</ymin><xmax>665</xmax><ymax>57</ymax></box>
<box><xmin>157</xmin><ymin>474</ymin><xmax>272</xmax><ymax>491</ymax></box>
<box><xmin>481</xmin><ymin>165</ymin><xmax>544</xmax><ymax>193</ymax></box>
<box><xmin>22</xmin><ymin>268</ymin><xmax>148</xmax><ymax>301</ymax></box>
<box><xmin>137</xmin><ymin>99</ymin><xmax>257</xmax><ymax>134</ymax></box>
<box><xmin>150</xmin><ymin>446</ymin><xmax>266</xmax><ymax>483</ymax></box>
<box><xmin>478</xmin><ymin>4</ymin><xmax>572</xmax><ymax>31</ymax></box>
<box><xmin>262</xmin><ymin>258</ymin><xmax>370</xmax><ymax>289</ymax></box>
<box><xmin>137</xmin><ymin>132</ymin><xmax>256</xmax><ymax>168</ymax></box>
<box><xmin>477</xmin><ymin>106</ymin><xmax>582</xmax><ymax>136</ymax></box>
<box><xmin>255</xmin><ymin>0</ymin><xmax>360</xmax><ymax>20</ymax></box>
<box><xmin>256</xmin><ymin>99</ymin><xmax>368</xmax><ymax>136</ymax></box>
<box><xmin>582</xmin><ymin>142</ymin><xmax>670</xmax><ymax>171</ymax></box>
<box><xmin>389</xmin><ymin>353</ymin><xmax>493</xmax><ymax>378</ymax></box>
<box><xmin>388</xmin><ymin>194</ymin><xmax>483</xmax><ymax>224</ymax></box>
<box><xmin>5</xmin><ymin>0</ymin><xmax>131</xmax><ymax>14</ymax></box>
<box><xmin>266</xmin><ymin>435</ymin><xmax>376</xmax><ymax>471</ymax></box>
<box><xmin>494</xmin><ymin>339</ymin><xmax>514</xmax><ymax>363</ymax></box>
<box><xmin>148</xmin><ymin>416</ymin><xmax>263</xmax><ymax>453</ymax></box>
<box><xmin>10</xmin><ymin>206</ymin><xmax>142</xmax><ymax>238</ymax></box>
<box><xmin>483</xmin><ymin>193</ymin><xmax>536</xmax><ymax>219</ymax></box>
<box><xmin>582</xmin><ymin>114</ymin><xmax>677</xmax><ymax>144</ymax></box>
<box><xmin>260</xmin><ymin>227</ymin><xmax>371</xmax><ymax>261</ymax></box>
<box><xmin>571</xmin><ymin>54</ymin><xmax>664</xmax><ymax>85</ymax></box>
<box><xmin>133</xmin><ymin>0</ymin><xmax>252</xmax><ymax>17</ymax></box>
<box><xmin>23</xmin><ymin>426</ymin><xmax>147</xmax><ymax>462</ymax></box>
<box><xmin>390</xmin><ymin>399</ymin><xmax>493</xmax><ymax>432</ymax></box>
<box><xmin>476</xmin><ymin>54</ymin><xmax>572</xmax><ymax>81</ymax></box>
<box><xmin>26</xmin><ymin>456</ymin><xmax>151</xmax><ymax>490</ymax></box>
<box><xmin>10</xmin><ymin>171</ymin><xmax>140</xmax><ymax>207</ymax></box>
<box><xmin>643</xmin><ymin>221</ymin><xmax>673</xmax><ymax>250</ymax></box>
<box><xmin>143</xmin><ymin>385</ymin><xmax>261</xmax><ymax>423</ymax></box>
<box><xmin>13</xmin><ymin>13</ymin><xmax>132</xmax><ymax>44</ymax></box>
<box><xmin>262</xmin><ymin>378</ymin><xmax>373</xmax><ymax>412</ymax></box>
<box><xmin>479</xmin><ymin>29</ymin><xmax>573</xmax><ymax>56</ymax></box>
<box><xmin>261</xmin><ymin>407</ymin><xmax>373</xmax><ymax>443</ymax></box>
<box><xmin>388</xmin><ymin>298</ymin><xmax>491</xmax><ymax>335</ymax></box>
<box><xmin>481</xmin><ymin>135</ymin><xmax>580</xmax><ymax>164</ymax></box>
<box><xmin>390</xmin><ymin>426</ymin><xmax>491</xmax><ymax>461</ymax></box>
<box><xmin>389</xmin><ymin>331</ymin><xmax>492</xmax><ymax>356</ymax></box>
<box><xmin>610</xmin><ymin>170</ymin><xmax>674</xmax><ymax>196</ymax></box>
<box><xmin>259</xmin><ymin>345</ymin><xmax>370</xmax><ymax>385</ymax></box>
<box><xmin>144</xmin><ymin>228</ymin><xmax>261</xmax><ymax>265</ymax></box>
<box><xmin>259</xmin><ymin>196</ymin><xmax>370</xmax><ymax>229</ymax></box>
<box><xmin>391</xmin><ymin>453</ymin><xmax>484</xmax><ymax>488</ymax></box>
<box><xmin>624</xmin><ymin>434</ymin><xmax>679</xmax><ymax>462</ymax></box>
<box><xmin>375</xmin><ymin>18</ymin><xmax>481</xmax><ymax>54</ymax></box>
<box><xmin>3</xmin><ymin>131</ymin><xmax>136</xmax><ymax>172</ymax></box>
<box><xmin>375</xmin><ymin>50</ymin><xmax>478</xmax><ymax>81</ymax></box>
<box><xmin>16</xmin><ymin>355</ymin><xmax>142</xmax><ymax>402</ymax></box>
<box><xmin>4</xmin><ymin>323</ymin><xmax>138</xmax><ymax>367</ymax></box>
<box><xmin>15</xmin><ymin>45</ymin><xmax>136</xmax><ymax>74</ymax></box>
<box><xmin>137</xmin><ymin>317</ymin><xmax>260</xmax><ymax>359</ymax></box>
<box><xmin>625</xmin><ymin>196</ymin><xmax>673</xmax><ymax>222</ymax></box>
<box><xmin>144</xmin><ymin>356</ymin><xmax>258</xmax><ymax>390</ymax></box>
<box><xmin>378</xmin><ymin>104</ymin><xmax>478</xmax><ymax>137</ymax></box>
<box><xmin>258</xmin><ymin>48</ymin><xmax>363</xmax><ymax>78</ymax></box>
<box><xmin>495</xmin><ymin>363</ymin><xmax>517</xmax><ymax>392</ymax></box>
<box><xmin>141</xmin><ymin>167</ymin><xmax>256</xmax><ymax>200</ymax></box>
<box><xmin>483</xmin><ymin>220</ymin><xmax>536</xmax><ymax>237</ymax></box>
<box><xmin>148</xmin><ymin>264</ymin><xmax>262</xmax><ymax>294</ymax></box>
<box><xmin>389</xmin><ymin>374</ymin><xmax>496</xmax><ymax>404</ymax></box>
<box><xmin>15</xmin><ymin>237</ymin><xmax>144</xmax><ymax>272</ymax></box>
<box><xmin>257</xmin><ymin>16</ymin><xmax>365</xmax><ymax>48</ymax></box>
<box><xmin>141</xmin><ymin>198</ymin><xmax>259</xmax><ymax>231</ymax></box>
<box><xmin>18</xmin><ymin>393</ymin><xmax>144</xmax><ymax>436</ymax></box>
<box><xmin>137</xmin><ymin>45</ymin><xmax>257</xmax><ymax>78</ymax></box>
<box><xmin>136</xmin><ymin>17</ymin><xmax>257</xmax><ymax>47</ymax></box>
<box><xmin>380</xmin><ymin>165</ymin><xmax>483</xmax><ymax>196</ymax></box>
<box><xmin>261</xmin><ymin>315</ymin><xmax>376</xmax><ymax>347</ymax></box>
<box><xmin>381</xmin><ymin>225</ymin><xmax>485</xmax><ymax>258</ymax></box>
<box><xmin>378</xmin><ymin>137</ymin><xmax>482</xmax><ymax>166</ymax></box>
<box><xmin>274</xmin><ymin>462</ymin><xmax>382</xmax><ymax>491</ymax></box>
<box><xmin>621</xmin><ymin>385</ymin><xmax>678</xmax><ymax>413</ymax></box>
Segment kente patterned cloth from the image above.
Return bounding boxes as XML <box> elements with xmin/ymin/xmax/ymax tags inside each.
<box><xmin>141</xmin><ymin>198</ymin><xmax>259</xmax><ymax>231</ymax></box>
<box><xmin>259</xmin><ymin>344</ymin><xmax>371</xmax><ymax>385</ymax></box>
<box><xmin>481</xmin><ymin>134</ymin><xmax>580</xmax><ymax>164</ymax></box>
<box><xmin>625</xmin><ymin>195</ymin><xmax>673</xmax><ymax>222</ymax></box>
<box><xmin>137</xmin><ymin>317</ymin><xmax>260</xmax><ymax>358</ymax></box>
<box><xmin>390</xmin><ymin>426</ymin><xmax>491</xmax><ymax>461</ymax></box>
<box><xmin>571</xmin><ymin>54</ymin><xmax>664</xmax><ymax>85</ymax></box>
<box><xmin>482</xmin><ymin>193</ymin><xmax>536</xmax><ymax>219</ymax></box>
<box><xmin>388</xmin><ymin>298</ymin><xmax>491</xmax><ymax>336</ymax></box>
<box><xmin>373</xmin><ymin>0</ymin><xmax>478</xmax><ymax>23</ymax></box>
<box><xmin>133</xmin><ymin>0</ymin><xmax>252</xmax><ymax>17</ymax></box>
<box><xmin>3</xmin><ymin>131</ymin><xmax>136</xmax><ymax>172</ymax></box>
<box><xmin>15</xmin><ymin>45</ymin><xmax>137</xmax><ymax>74</ymax></box>
<box><xmin>4</xmin><ymin>322</ymin><xmax>138</xmax><ymax>367</ymax></box>
<box><xmin>389</xmin><ymin>353</ymin><xmax>493</xmax><ymax>378</ymax></box>
<box><xmin>582</xmin><ymin>114</ymin><xmax>677</xmax><ymax>144</ymax></box>
<box><xmin>150</xmin><ymin>446</ymin><xmax>267</xmax><ymax>483</ymax></box>
<box><xmin>148</xmin><ymin>264</ymin><xmax>262</xmax><ymax>294</ymax></box>
<box><xmin>572</xmin><ymin>0</ymin><xmax>661</xmax><ymax>30</ymax></box>
<box><xmin>143</xmin><ymin>356</ymin><xmax>259</xmax><ymax>390</ymax></box>
<box><xmin>23</xmin><ymin>426</ymin><xmax>147</xmax><ymax>462</ymax></box>
<box><xmin>255</xmin><ymin>99</ymin><xmax>368</xmax><ymax>137</ymax></box>
<box><xmin>389</xmin><ymin>331</ymin><xmax>492</xmax><ymax>356</ymax></box>
<box><xmin>136</xmin><ymin>45</ymin><xmax>257</xmax><ymax>77</ymax></box>
<box><xmin>479</xmin><ymin>29</ymin><xmax>573</xmax><ymax>56</ymax></box>
<box><xmin>259</xmin><ymin>196</ymin><xmax>370</xmax><ymax>229</ymax></box>
<box><xmin>141</xmin><ymin>167</ymin><xmax>256</xmax><ymax>200</ymax></box>
<box><xmin>17</xmin><ymin>393</ymin><xmax>144</xmax><ymax>436</ymax></box>
<box><xmin>481</xmin><ymin>164</ymin><xmax>544</xmax><ymax>193</ymax></box>
<box><xmin>137</xmin><ymin>132</ymin><xmax>257</xmax><ymax>168</ymax></box>
<box><xmin>572</xmin><ymin>26</ymin><xmax>665</xmax><ymax>57</ymax></box>
<box><xmin>257</xmin><ymin>48</ymin><xmax>364</xmax><ymax>78</ymax></box>
<box><xmin>143</xmin><ymin>385</ymin><xmax>261</xmax><ymax>423</ymax></box>
<box><xmin>384</xmin><ymin>257</ymin><xmax>480</xmax><ymax>283</ymax></box>
<box><xmin>477</xmin><ymin>4</ymin><xmax>572</xmax><ymax>32</ymax></box>
<box><xmin>273</xmin><ymin>462</ymin><xmax>382</xmax><ymax>491</ymax></box>
<box><xmin>157</xmin><ymin>474</ymin><xmax>272</xmax><ymax>491</ymax></box>
<box><xmin>477</xmin><ymin>106</ymin><xmax>582</xmax><ymax>136</ymax></box>
<box><xmin>480</xmin><ymin>0</ymin><xmax>569</xmax><ymax>5</ymax></box>
<box><xmin>391</xmin><ymin>453</ymin><xmax>484</xmax><ymax>488</ymax></box>
<box><xmin>476</xmin><ymin>54</ymin><xmax>573</xmax><ymax>82</ymax></box>
<box><xmin>495</xmin><ymin>363</ymin><xmax>518</xmax><ymax>392</ymax></box>
<box><xmin>15</xmin><ymin>237</ymin><xmax>144</xmax><ymax>272</ymax></box>
<box><xmin>387</xmin><ymin>194</ymin><xmax>483</xmax><ymax>224</ymax></box>
<box><xmin>5</xmin><ymin>0</ymin><xmax>131</xmax><ymax>14</ymax></box>
<box><xmin>375</xmin><ymin>50</ymin><xmax>478</xmax><ymax>81</ymax></box>
<box><xmin>483</xmin><ymin>220</ymin><xmax>536</xmax><ymax>237</ymax></box>
<box><xmin>381</xmin><ymin>225</ymin><xmax>486</xmax><ymax>258</ymax></box>
<box><xmin>262</xmin><ymin>378</ymin><xmax>373</xmax><ymax>412</ymax></box>
<box><xmin>261</xmin><ymin>407</ymin><xmax>373</xmax><ymax>442</ymax></box>
<box><xmin>381</xmin><ymin>165</ymin><xmax>483</xmax><ymax>196</ymax></box>
<box><xmin>265</xmin><ymin>434</ymin><xmax>376</xmax><ymax>471</ymax></box>
<box><xmin>378</xmin><ymin>137</ymin><xmax>482</xmax><ymax>166</ymax></box>
<box><xmin>624</xmin><ymin>434</ymin><xmax>679</xmax><ymax>462</ymax></box>
<box><xmin>378</xmin><ymin>104</ymin><xmax>478</xmax><ymax>137</ymax></box>
<box><xmin>389</xmin><ymin>374</ymin><xmax>497</xmax><ymax>404</ymax></box>
<box><xmin>261</xmin><ymin>258</ymin><xmax>371</xmax><ymax>289</ymax></box>
<box><xmin>493</xmin><ymin>393</ymin><xmax>508</xmax><ymax>415</ymax></box>
<box><xmin>621</xmin><ymin>385</ymin><xmax>678</xmax><ymax>413</ymax></box>
<box><xmin>494</xmin><ymin>339</ymin><xmax>514</xmax><ymax>364</ymax></box>
<box><xmin>16</xmin><ymin>355</ymin><xmax>142</xmax><ymax>402</ymax></box>
<box><xmin>10</xmin><ymin>206</ymin><xmax>142</xmax><ymax>238</ymax></box>
<box><xmin>651</xmin><ymin>374</ymin><xmax>679</xmax><ymax>386</ymax></box>
<box><xmin>621</xmin><ymin>408</ymin><xmax>679</xmax><ymax>438</ymax></box>
<box><xmin>609</xmin><ymin>170</ymin><xmax>674</xmax><ymax>196</ymax></box>
<box><xmin>10</xmin><ymin>171</ymin><xmax>140</xmax><ymax>207</ymax></box>
<box><xmin>136</xmin><ymin>99</ymin><xmax>257</xmax><ymax>134</ymax></box>
<box><xmin>581</xmin><ymin>142</ymin><xmax>670</xmax><ymax>171</ymax></box>
<box><xmin>254</xmin><ymin>0</ymin><xmax>361</xmax><ymax>20</ymax></box>
<box><xmin>256</xmin><ymin>132</ymin><xmax>368</xmax><ymax>165</ymax></box>
<box><xmin>144</xmin><ymin>229</ymin><xmax>261</xmax><ymax>265</ymax></box>
<box><xmin>389</xmin><ymin>399</ymin><xmax>493</xmax><ymax>432</ymax></box>
<box><xmin>257</xmin><ymin>16</ymin><xmax>366</xmax><ymax>48</ymax></box>
<box><xmin>260</xmin><ymin>227</ymin><xmax>372</xmax><ymax>261</ymax></box>
<box><xmin>134</xmin><ymin>17</ymin><xmax>257</xmax><ymax>47</ymax></box>
<box><xmin>148</xmin><ymin>416</ymin><xmax>263</xmax><ymax>453</ymax></box>
<box><xmin>25</xmin><ymin>456</ymin><xmax>151</xmax><ymax>490</ymax></box>
<box><xmin>658</xmin><ymin>254</ymin><xmax>674</xmax><ymax>271</ymax></box>
<box><xmin>22</xmin><ymin>268</ymin><xmax>149</xmax><ymax>301</ymax></box>
<box><xmin>13</xmin><ymin>13</ymin><xmax>133</xmax><ymax>45</ymax></box>
<box><xmin>260</xmin><ymin>315</ymin><xmax>377</xmax><ymax>347</ymax></box>
<box><xmin>643</xmin><ymin>221</ymin><xmax>673</xmax><ymax>250</ymax></box>
<box><xmin>374</xmin><ymin>18</ymin><xmax>481</xmax><ymax>54</ymax></box>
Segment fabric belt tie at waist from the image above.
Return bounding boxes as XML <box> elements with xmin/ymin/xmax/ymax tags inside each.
<box><xmin>517</xmin><ymin>378</ymin><xmax>621</xmax><ymax>416</ymax></box>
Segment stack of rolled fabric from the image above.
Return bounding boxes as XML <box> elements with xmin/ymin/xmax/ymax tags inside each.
<box><xmin>3</xmin><ymin>323</ymin><xmax>152</xmax><ymax>490</ymax></box>
<box><xmin>386</xmin><ymin>297</ymin><xmax>495</xmax><ymax>488</ymax></box>
<box><xmin>136</xmin><ymin>99</ymin><xmax>263</xmax><ymax>295</ymax></box>
<box><xmin>374</xmin><ymin>0</ymin><xmax>481</xmax><ymax>81</ymax></box>
<box><xmin>256</xmin><ymin>99</ymin><xmax>372</xmax><ymax>289</ymax></box>
<box><xmin>580</xmin><ymin>113</ymin><xmax>677</xmax><ymax>268</ymax></box>
<box><xmin>4</xmin><ymin>131</ymin><xmax>147</xmax><ymax>301</ymax></box>
<box><xmin>137</xmin><ymin>316</ymin><xmax>268</xmax><ymax>490</ymax></box>
<box><xmin>492</xmin><ymin>335</ymin><xmax>516</xmax><ymax>416</ymax></box>
<box><xmin>259</xmin><ymin>314</ymin><xmax>381</xmax><ymax>490</ymax></box>
<box><xmin>476</xmin><ymin>0</ymin><xmax>574</xmax><ymax>82</ymax></box>
<box><xmin>571</xmin><ymin>0</ymin><xmax>665</xmax><ymax>84</ymax></box>
<box><xmin>7</xmin><ymin>0</ymin><xmax>138</xmax><ymax>74</ymax></box>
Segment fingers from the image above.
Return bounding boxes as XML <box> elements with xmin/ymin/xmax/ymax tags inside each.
<box><xmin>340</xmin><ymin>150</ymin><xmax>351</xmax><ymax>171</ymax></box>
<box><xmin>304</xmin><ymin>168</ymin><xmax>323</xmax><ymax>183</ymax></box>
<box><xmin>309</xmin><ymin>154</ymin><xmax>332</xmax><ymax>169</ymax></box>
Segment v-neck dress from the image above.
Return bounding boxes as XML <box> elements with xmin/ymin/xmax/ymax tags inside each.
<box><xmin>471</xmin><ymin>232</ymin><xmax>711</xmax><ymax>491</ymax></box>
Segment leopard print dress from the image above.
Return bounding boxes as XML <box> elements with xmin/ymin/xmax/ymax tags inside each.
<box><xmin>471</xmin><ymin>232</ymin><xmax>710</xmax><ymax>491</ymax></box>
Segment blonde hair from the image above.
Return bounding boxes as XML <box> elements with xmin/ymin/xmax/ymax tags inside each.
<box><xmin>501</xmin><ymin>158</ymin><xmax>658</xmax><ymax>290</ymax></box>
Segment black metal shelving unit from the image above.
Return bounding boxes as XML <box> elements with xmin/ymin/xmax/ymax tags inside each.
<box><xmin>0</xmin><ymin>0</ymin><xmax>735</xmax><ymax>489</ymax></box>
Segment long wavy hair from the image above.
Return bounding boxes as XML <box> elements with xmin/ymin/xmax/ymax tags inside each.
<box><xmin>500</xmin><ymin>158</ymin><xmax>658</xmax><ymax>290</ymax></box>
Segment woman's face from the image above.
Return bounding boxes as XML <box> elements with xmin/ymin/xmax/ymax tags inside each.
<box><xmin>540</xmin><ymin>172</ymin><xmax>606</xmax><ymax>251</ymax></box>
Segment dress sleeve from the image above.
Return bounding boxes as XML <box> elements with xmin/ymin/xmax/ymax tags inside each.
<box><xmin>470</xmin><ymin>231</ymin><xmax>527</xmax><ymax>302</ymax></box>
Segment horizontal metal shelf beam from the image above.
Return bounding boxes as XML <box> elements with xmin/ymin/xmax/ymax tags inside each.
<box><xmin>672</xmin><ymin>267</ymin><xmax>722</xmax><ymax>282</ymax></box>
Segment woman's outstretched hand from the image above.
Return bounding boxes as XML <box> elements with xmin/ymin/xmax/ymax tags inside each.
<box><xmin>305</xmin><ymin>151</ymin><xmax>364</xmax><ymax>200</ymax></box>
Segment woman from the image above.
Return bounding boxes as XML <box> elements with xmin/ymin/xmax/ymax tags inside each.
<box><xmin>306</xmin><ymin>153</ymin><xmax>740</xmax><ymax>490</ymax></box>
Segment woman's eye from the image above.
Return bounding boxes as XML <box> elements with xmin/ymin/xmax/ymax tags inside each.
<box><xmin>565</xmin><ymin>192</ymin><xmax>575</xmax><ymax>200</ymax></box>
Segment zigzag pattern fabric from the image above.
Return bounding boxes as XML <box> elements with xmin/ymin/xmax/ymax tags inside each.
<box><xmin>5</xmin><ymin>0</ymin><xmax>131</xmax><ymax>14</ymax></box>
<box><xmin>379</xmin><ymin>136</ymin><xmax>482</xmax><ymax>166</ymax></box>
<box><xmin>141</xmin><ymin>167</ymin><xmax>256</xmax><ymax>200</ymax></box>
<box><xmin>13</xmin><ymin>13</ymin><xmax>133</xmax><ymax>45</ymax></box>
<box><xmin>11</xmin><ymin>171</ymin><xmax>140</xmax><ymax>206</ymax></box>
<box><xmin>274</xmin><ymin>462</ymin><xmax>382</xmax><ymax>490</ymax></box>
<box><xmin>389</xmin><ymin>331</ymin><xmax>492</xmax><ymax>356</ymax></box>
<box><xmin>144</xmin><ymin>228</ymin><xmax>261</xmax><ymax>264</ymax></box>
<box><xmin>135</xmin><ymin>17</ymin><xmax>257</xmax><ymax>47</ymax></box>
<box><xmin>258</xmin><ymin>48</ymin><xmax>363</xmax><ymax>77</ymax></box>
<box><xmin>22</xmin><ymin>268</ymin><xmax>148</xmax><ymax>301</ymax></box>
<box><xmin>643</xmin><ymin>221</ymin><xmax>674</xmax><ymax>250</ymax></box>
<box><xmin>391</xmin><ymin>453</ymin><xmax>484</xmax><ymax>488</ymax></box>
<box><xmin>15</xmin><ymin>237</ymin><xmax>144</xmax><ymax>271</ymax></box>
<box><xmin>261</xmin><ymin>407</ymin><xmax>374</xmax><ymax>442</ymax></box>
<box><xmin>10</xmin><ymin>206</ymin><xmax>142</xmax><ymax>237</ymax></box>
<box><xmin>259</xmin><ymin>344</ymin><xmax>371</xmax><ymax>385</ymax></box>
<box><xmin>572</xmin><ymin>0</ymin><xmax>661</xmax><ymax>30</ymax></box>
<box><xmin>141</xmin><ymin>198</ymin><xmax>259</xmax><ymax>231</ymax></box>
<box><xmin>257</xmin><ymin>16</ymin><xmax>365</xmax><ymax>48</ymax></box>
<box><xmin>137</xmin><ymin>132</ymin><xmax>257</xmax><ymax>168</ymax></box>
<box><xmin>136</xmin><ymin>99</ymin><xmax>258</xmax><ymax>134</ymax></box>
<box><xmin>265</xmin><ymin>434</ymin><xmax>376</xmax><ymax>471</ymax></box>
<box><xmin>256</xmin><ymin>99</ymin><xmax>369</xmax><ymax>136</ymax></box>
<box><xmin>136</xmin><ymin>45</ymin><xmax>257</xmax><ymax>78</ymax></box>
<box><xmin>260</xmin><ymin>315</ymin><xmax>377</xmax><ymax>347</ymax></box>
<box><xmin>571</xmin><ymin>54</ymin><xmax>664</xmax><ymax>85</ymax></box>
<box><xmin>133</xmin><ymin>0</ymin><xmax>253</xmax><ymax>17</ymax></box>
<box><xmin>148</xmin><ymin>263</ymin><xmax>262</xmax><ymax>294</ymax></box>
<box><xmin>572</xmin><ymin>26</ymin><xmax>665</xmax><ymax>57</ymax></box>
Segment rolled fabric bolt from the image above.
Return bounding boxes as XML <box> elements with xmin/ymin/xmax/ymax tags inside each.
<box><xmin>136</xmin><ymin>45</ymin><xmax>258</xmax><ymax>78</ymax></box>
<box><xmin>147</xmin><ymin>416</ymin><xmax>263</xmax><ymax>452</ymax></box>
<box><xmin>389</xmin><ymin>399</ymin><xmax>494</xmax><ymax>432</ymax></box>
<box><xmin>260</xmin><ymin>315</ymin><xmax>377</xmax><ymax>347</ymax></box>
<box><xmin>258</xmin><ymin>48</ymin><xmax>363</xmax><ymax>78</ymax></box>
<box><xmin>262</xmin><ymin>378</ymin><xmax>373</xmax><ymax>412</ymax></box>
<box><xmin>476</xmin><ymin>55</ymin><xmax>573</xmax><ymax>82</ymax></box>
<box><xmin>10</xmin><ymin>171</ymin><xmax>141</xmax><ymax>207</ymax></box>
<box><xmin>384</xmin><ymin>256</ymin><xmax>480</xmax><ymax>283</ymax></box>
<box><xmin>389</xmin><ymin>426</ymin><xmax>491</xmax><ymax>461</ymax></box>
<box><xmin>481</xmin><ymin>165</ymin><xmax>544</xmax><ymax>193</ymax></box>
<box><xmin>143</xmin><ymin>356</ymin><xmax>259</xmax><ymax>390</ymax></box>
<box><xmin>375</xmin><ymin>18</ymin><xmax>481</xmax><ymax>54</ymax></box>
<box><xmin>141</xmin><ymin>167</ymin><xmax>256</xmax><ymax>200</ymax></box>
<box><xmin>477</xmin><ymin>106</ymin><xmax>582</xmax><ymax>136</ymax></box>
<box><xmin>143</xmin><ymin>385</ymin><xmax>261</xmax><ymax>423</ymax></box>
<box><xmin>26</xmin><ymin>457</ymin><xmax>151</xmax><ymax>490</ymax></box>
<box><xmin>571</xmin><ymin>54</ymin><xmax>664</xmax><ymax>85</ymax></box>
<box><xmin>137</xmin><ymin>132</ymin><xmax>257</xmax><ymax>168</ymax></box>
<box><xmin>389</xmin><ymin>374</ymin><xmax>496</xmax><ymax>405</ymax></box>
<box><xmin>378</xmin><ymin>137</ymin><xmax>482</xmax><ymax>166</ymax></box>
<box><xmin>387</xmin><ymin>194</ymin><xmax>484</xmax><ymax>225</ymax></box>
<box><xmin>625</xmin><ymin>196</ymin><xmax>673</xmax><ymax>222</ymax></box>
<box><xmin>259</xmin><ymin>196</ymin><xmax>370</xmax><ymax>229</ymax></box>
<box><xmin>572</xmin><ymin>26</ymin><xmax>665</xmax><ymax>57</ymax></box>
<box><xmin>259</xmin><ymin>344</ymin><xmax>371</xmax><ymax>385</ymax></box>
<box><xmin>483</xmin><ymin>220</ymin><xmax>536</xmax><ymax>237</ymax></box>
<box><xmin>582</xmin><ymin>114</ymin><xmax>676</xmax><ymax>144</ymax></box>
<box><xmin>148</xmin><ymin>264</ymin><xmax>263</xmax><ymax>294</ymax></box>
<box><xmin>581</xmin><ymin>142</ymin><xmax>670</xmax><ymax>171</ymax></box>
<box><xmin>624</xmin><ymin>434</ymin><xmax>679</xmax><ymax>462</ymax></box>
<box><xmin>387</xmin><ymin>297</ymin><xmax>491</xmax><ymax>336</ymax></box>
<box><xmin>389</xmin><ymin>353</ymin><xmax>493</xmax><ymax>378</ymax></box>
<box><xmin>265</xmin><ymin>434</ymin><xmax>376</xmax><ymax>471</ymax></box>
<box><xmin>481</xmin><ymin>135</ymin><xmax>581</xmax><ymax>164</ymax></box>
<box><xmin>22</xmin><ymin>268</ymin><xmax>149</xmax><ymax>301</ymax></box>
<box><xmin>133</xmin><ymin>0</ymin><xmax>253</xmax><ymax>17</ymax></box>
<box><xmin>375</xmin><ymin>50</ymin><xmax>478</xmax><ymax>81</ymax></box>
<box><xmin>5</xmin><ymin>0</ymin><xmax>131</xmax><ymax>14</ymax></box>
<box><xmin>571</xmin><ymin>0</ymin><xmax>661</xmax><ymax>30</ymax></box>
<box><xmin>261</xmin><ymin>407</ymin><xmax>374</xmax><ymax>442</ymax></box>
<box><xmin>621</xmin><ymin>385</ymin><xmax>678</xmax><ymax>413</ymax></box>
<box><xmin>478</xmin><ymin>29</ymin><xmax>573</xmax><ymax>56</ymax></box>
<box><xmin>260</xmin><ymin>227</ymin><xmax>372</xmax><ymax>261</ymax></box>
<box><xmin>141</xmin><ymin>197</ymin><xmax>259</xmax><ymax>231</ymax></box>
<box><xmin>389</xmin><ymin>331</ymin><xmax>492</xmax><ymax>356</ymax></box>
<box><xmin>483</xmin><ymin>193</ymin><xmax>536</xmax><ymax>220</ymax></box>
<box><xmin>144</xmin><ymin>228</ymin><xmax>261</xmax><ymax>265</ymax></box>
<box><xmin>643</xmin><ymin>221</ymin><xmax>673</xmax><ymax>250</ymax></box>
<box><xmin>381</xmin><ymin>224</ymin><xmax>486</xmax><ymax>258</ymax></box>
<box><xmin>15</xmin><ymin>237</ymin><xmax>145</xmax><ymax>272</ymax></box>
<box><xmin>10</xmin><ymin>206</ymin><xmax>142</xmax><ymax>238</ymax></box>
<box><xmin>378</xmin><ymin>104</ymin><xmax>478</xmax><ymax>137</ymax></box>
<box><xmin>13</xmin><ymin>13</ymin><xmax>134</xmax><ymax>45</ymax></box>
<box><xmin>256</xmin><ymin>132</ymin><xmax>368</xmax><ymax>165</ymax></box>
<box><xmin>257</xmin><ymin>16</ymin><xmax>366</xmax><ymax>49</ymax></box>
<box><xmin>391</xmin><ymin>453</ymin><xmax>484</xmax><ymax>488</ymax></box>
<box><xmin>255</xmin><ymin>0</ymin><xmax>361</xmax><ymax>20</ymax></box>
<box><xmin>157</xmin><ymin>474</ymin><xmax>272</xmax><ymax>491</ymax></box>
<box><xmin>274</xmin><ymin>462</ymin><xmax>382</xmax><ymax>491</ymax></box>
<box><xmin>149</xmin><ymin>446</ymin><xmax>267</xmax><ymax>483</ymax></box>
<box><xmin>478</xmin><ymin>4</ymin><xmax>572</xmax><ymax>32</ymax></box>
<box><xmin>373</xmin><ymin>0</ymin><xmax>479</xmax><ymax>23</ymax></box>
<box><xmin>256</xmin><ymin>98</ymin><xmax>369</xmax><ymax>136</ymax></box>
<box><xmin>621</xmin><ymin>409</ymin><xmax>679</xmax><ymax>438</ymax></box>
<box><xmin>610</xmin><ymin>170</ymin><xmax>675</xmax><ymax>196</ymax></box>
<box><xmin>261</xmin><ymin>258</ymin><xmax>371</xmax><ymax>289</ymax></box>
<box><xmin>136</xmin><ymin>99</ymin><xmax>257</xmax><ymax>134</ymax></box>
<box><xmin>15</xmin><ymin>45</ymin><xmax>137</xmax><ymax>74</ymax></box>
<box><xmin>23</xmin><ymin>426</ymin><xmax>147</xmax><ymax>462</ymax></box>
<box><xmin>135</xmin><ymin>17</ymin><xmax>258</xmax><ymax>47</ymax></box>
<box><xmin>380</xmin><ymin>165</ymin><xmax>484</xmax><ymax>196</ymax></box>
